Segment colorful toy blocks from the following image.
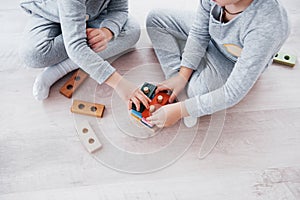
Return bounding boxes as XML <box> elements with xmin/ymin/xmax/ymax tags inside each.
<box><xmin>132</xmin><ymin>82</ymin><xmax>157</xmax><ymax>113</ymax></box>
<box><xmin>130</xmin><ymin>82</ymin><xmax>171</xmax><ymax>130</ymax></box>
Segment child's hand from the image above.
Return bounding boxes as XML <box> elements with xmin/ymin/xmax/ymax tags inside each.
<box><xmin>146</xmin><ymin>102</ymin><xmax>188</xmax><ymax>128</ymax></box>
<box><xmin>86</xmin><ymin>27</ymin><xmax>113</xmax><ymax>52</ymax></box>
<box><xmin>156</xmin><ymin>74</ymin><xmax>188</xmax><ymax>103</ymax></box>
<box><xmin>115</xmin><ymin>78</ymin><xmax>151</xmax><ymax>111</ymax></box>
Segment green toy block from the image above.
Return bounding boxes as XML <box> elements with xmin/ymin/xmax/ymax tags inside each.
<box><xmin>273</xmin><ymin>52</ymin><xmax>297</xmax><ymax>67</ymax></box>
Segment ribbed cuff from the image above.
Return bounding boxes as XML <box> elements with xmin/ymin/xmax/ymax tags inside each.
<box><xmin>184</xmin><ymin>96</ymin><xmax>205</xmax><ymax>118</ymax></box>
<box><xmin>90</xmin><ymin>61</ymin><xmax>116</xmax><ymax>85</ymax></box>
<box><xmin>100</xmin><ymin>20</ymin><xmax>121</xmax><ymax>38</ymax></box>
<box><xmin>180</xmin><ymin>57</ymin><xmax>198</xmax><ymax>71</ymax></box>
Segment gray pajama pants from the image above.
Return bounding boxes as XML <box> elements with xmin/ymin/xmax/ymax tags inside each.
<box><xmin>146</xmin><ymin>9</ymin><xmax>234</xmax><ymax>99</ymax></box>
<box><xmin>19</xmin><ymin>14</ymin><xmax>140</xmax><ymax>70</ymax></box>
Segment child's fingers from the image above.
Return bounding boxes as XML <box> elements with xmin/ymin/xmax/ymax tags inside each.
<box><xmin>135</xmin><ymin>93</ymin><xmax>150</xmax><ymax>109</ymax></box>
<box><xmin>156</xmin><ymin>84</ymin><xmax>170</xmax><ymax>94</ymax></box>
<box><xmin>91</xmin><ymin>40</ymin><xmax>107</xmax><ymax>52</ymax></box>
<box><xmin>128</xmin><ymin>100</ymin><xmax>133</xmax><ymax>110</ymax></box>
<box><xmin>169</xmin><ymin>92</ymin><xmax>177</xmax><ymax>103</ymax></box>
<box><xmin>131</xmin><ymin>97</ymin><xmax>140</xmax><ymax>111</ymax></box>
<box><xmin>88</xmin><ymin>34</ymin><xmax>106</xmax><ymax>46</ymax></box>
<box><xmin>86</xmin><ymin>28</ymin><xmax>97</xmax><ymax>38</ymax></box>
<box><xmin>86</xmin><ymin>28</ymin><xmax>93</xmax><ymax>34</ymax></box>
<box><xmin>86</xmin><ymin>28</ymin><xmax>103</xmax><ymax>40</ymax></box>
<box><xmin>147</xmin><ymin>115</ymin><xmax>164</xmax><ymax>128</ymax></box>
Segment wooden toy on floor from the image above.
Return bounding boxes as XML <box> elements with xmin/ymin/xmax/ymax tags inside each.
<box><xmin>60</xmin><ymin>69</ymin><xmax>89</xmax><ymax>98</ymax></box>
<box><xmin>71</xmin><ymin>100</ymin><xmax>105</xmax><ymax>118</ymax></box>
<box><xmin>130</xmin><ymin>82</ymin><xmax>171</xmax><ymax>130</ymax></box>
<box><xmin>131</xmin><ymin>82</ymin><xmax>157</xmax><ymax>113</ymax></box>
<box><xmin>141</xmin><ymin>92</ymin><xmax>171</xmax><ymax>128</ymax></box>
<box><xmin>76</xmin><ymin>120</ymin><xmax>102</xmax><ymax>153</ymax></box>
<box><xmin>223</xmin><ymin>45</ymin><xmax>297</xmax><ymax>68</ymax></box>
<box><xmin>273</xmin><ymin>52</ymin><xmax>297</xmax><ymax>67</ymax></box>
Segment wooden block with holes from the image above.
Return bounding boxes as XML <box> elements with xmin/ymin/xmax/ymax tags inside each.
<box><xmin>60</xmin><ymin>69</ymin><xmax>89</xmax><ymax>98</ymax></box>
<box><xmin>76</xmin><ymin>120</ymin><xmax>102</xmax><ymax>153</ymax></box>
<box><xmin>142</xmin><ymin>92</ymin><xmax>170</xmax><ymax>119</ymax></box>
<box><xmin>71</xmin><ymin>100</ymin><xmax>105</xmax><ymax>118</ymax></box>
<box><xmin>132</xmin><ymin>82</ymin><xmax>157</xmax><ymax>113</ymax></box>
<box><xmin>273</xmin><ymin>52</ymin><xmax>297</xmax><ymax>67</ymax></box>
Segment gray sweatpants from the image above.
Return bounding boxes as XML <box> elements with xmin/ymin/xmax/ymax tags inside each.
<box><xmin>19</xmin><ymin>14</ymin><xmax>140</xmax><ymax>70</ymax></box>
<box><xmin>146</xmin><ymin>9</ymin><xmax>233</xmax><ymax>99</ymax></box>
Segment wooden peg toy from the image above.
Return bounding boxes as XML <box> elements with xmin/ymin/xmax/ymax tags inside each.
<box><xmin>142</xmin><ymin>92</ymin><xmax>170</xmax><ymax>119</ymax></box>
<box><xmin>143</xmin><ymin>86</ymin><xmax>149</xmax><ymax>94</ymax></box>
<box><xmin>273</xmin><ymin>52</ymin><xmax>297</xmax><ymax>67</ymax></box>
<box><xmin>149</xmin><ymin>105</ymin><xmax>156</xmax><ymax>113</ymax></box>
<box><xmin>60</xmin><ymin>69</ymin><xmax>89</xmax><ymax>98</ymax></box>
<box><xmin>71</xmin><ymin>100</ymin><xmax>105</xmax><ymax>118</ymax></box>
<box><xmin>76</xmin><ymin>120</ymin><xmax>102</xmax><ymax>153</ymax></box>
<box><xmin>132</xmin><ymin>82</ymin><xmax>157</xmax><ymax>113</ymax></box>
<box><xmin>157</xmin><ymin>95</ymin><xmax>163</xmax><ymax>103</ymax></box>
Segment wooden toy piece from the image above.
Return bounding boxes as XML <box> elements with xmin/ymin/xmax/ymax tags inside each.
<box><xmin>131</xmin><ymin>109</ymin><xmax>142</xmax><ymax>121</ymax></box>
<box><xmin>273</xmin><ymin>52</ymin><xmax>297</xmax><ymax>67</ymax></box>
<box><xmin>71</xmin><ymin>100</ymin><xmax>105</xmax><ymax>118</ymax></box>
<box><xmin>132</xmin><ymin>82</ymin><xmax>157</xmax><ymax>112</ymax></box>
<box><xmin>60</xmin><ymin>69</ymin><xmax>89</xmax><ymax>98</ymax></box>
<box><xmin>141</xmin><ymin>117</ymin><xmax>154</xmax><ymax>128</ymax></box>
<box><xmin>76</xmin><ymin>120</ymin><xmax>102</xmax><ymax>153</ymax></box>
<box><xmin>143</xmin><ymin>86</ymin><xmax>149</xmax><ymax>94</ymax></box>
<box><xmin>149</xmin><ymin>105</ymin><xmax>156</xmax><ymax>113</ymax></box>
<box><xmin>157</xmin><ymin>95</ymin><xmax>163</xmax><ymax>103</ymax></box>
<box><xmin>142</xmin><ymin>92</ymin><xmax>170</xmax><ymax>119</ymax></box>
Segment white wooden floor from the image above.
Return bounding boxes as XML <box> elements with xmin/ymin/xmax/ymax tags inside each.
<box><xmin>1</xmin><ymin>0</ymin><xmax>300</xmax><ymax>199</ymax></box>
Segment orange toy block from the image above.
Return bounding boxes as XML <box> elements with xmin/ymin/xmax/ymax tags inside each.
<box><xmin>60</xmin><ymin>69</ymin><xmax>89</xmax><ymax>98</ymax></box>
<box><xmin>142</xmin><ymin>92</ymin><xmax>170</xmax><ymax>119</ymax></box>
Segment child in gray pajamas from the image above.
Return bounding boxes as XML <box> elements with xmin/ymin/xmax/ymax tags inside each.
<box><xmin>19</xmin><ymin>0</ymin><xmax>150</xmax><ymax>111</ymax></box>
<box><xmin>146</xmin><ymin>0</ymin><xmax>290</xmax><ymax>127</ymax></box>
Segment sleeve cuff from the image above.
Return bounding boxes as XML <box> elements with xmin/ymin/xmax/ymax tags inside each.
<box><xmin>180</xmin><ymin>58</ymin><xmax>198</xmax><ymax>71</ymax></box>
<box><xmin>100</xmin><ymin>20</ymin><xmax>121</xmax><ymax>38</ymax></box>
<box><xmin>89</xmin><ymin>61</ymin><xmax>116</xmax><ymax>84</ymax></box>
<box><xmin>184</xmin><ymin>96</ymin><xmax>205</xmax><ymax>118</ymax></box>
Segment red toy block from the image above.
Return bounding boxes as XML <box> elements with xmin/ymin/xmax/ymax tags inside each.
<box><xmin>142</xmin><ymin>92</ymin><xmax>170</xmax><ymax>119</ymax></box>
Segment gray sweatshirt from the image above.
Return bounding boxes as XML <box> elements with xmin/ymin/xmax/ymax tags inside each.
<box><xmin>182</xmin><ymin>0</ymin><xmax>290</xmax><ymax>117</ymax></box>
<box><xmin>20</xmin><ymin>0</ymin><xmax>128</xmax><ymax>84</ymax></box>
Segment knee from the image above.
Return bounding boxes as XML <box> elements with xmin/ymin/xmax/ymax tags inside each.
<box><xmin>146</xmin><ymin>9</ymin><xmax>167</xmax><ymax>30</ymax></box>
<box><xmin>121</xmin><ymin>17</ymin><xmax>141</xmax><ymax>47</ymax></box>
<box><xmin>19</xmin><ymin>40</ymin><xmax>51</xmax><ymax>68</ymax></box>
<box><xmin>146</xmin><ymin>9</ymin><xmax>168</xmax><ymax>39</ymax></box>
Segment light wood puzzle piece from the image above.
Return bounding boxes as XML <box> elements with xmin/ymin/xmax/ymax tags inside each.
<box><xmin>273</xmin><ymin>52</ymin><xmax>297</xmax><ymax>67</ymax></box>
<box><xmin>60</xmin><ymin>69</ymin><xmax>89</xmax><ymax>98</ymax></box>
<box><xmin>76</xmin><ymin>120</ymin><xmax>102</xmax><ymax>153</ymax></box>
<box><xmin>71</xmin><ymin>100</ymin><xmax>105</xmax><ymax>118</ymax></box>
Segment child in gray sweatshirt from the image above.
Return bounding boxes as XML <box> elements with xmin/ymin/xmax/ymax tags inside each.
<box><xmin>146</xmin><ymin>0</ymin><xmax>290</xmax><ymax>127</ymax></box>
<box><xmin>19</xmin><ymin>0</ymin><xmax>150</xmax><ymax>111</ymax></box>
